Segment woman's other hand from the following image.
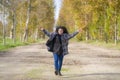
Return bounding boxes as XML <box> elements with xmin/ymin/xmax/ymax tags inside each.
<box><xmin>39</xmin><ymin>27</ymin><xmax>44</xmax><ymax>31</ymax></box>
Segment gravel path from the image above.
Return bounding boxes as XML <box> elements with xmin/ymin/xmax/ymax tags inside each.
<box><xmin>0</xmin><ymin>42</ymin><xmax>120</xmax><ymax>80</ymax></box>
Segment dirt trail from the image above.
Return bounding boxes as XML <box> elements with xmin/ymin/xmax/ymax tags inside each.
<box><xmin>0</xmin><ymin>42</ymin><xmax>120</xmax><ymax>80</ymax></box>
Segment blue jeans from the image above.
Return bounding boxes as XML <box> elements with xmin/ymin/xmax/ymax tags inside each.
<box><xmin>53</xmin><ymin>53</ymin><xmax>64</xmax><ymax>71</ymax></box>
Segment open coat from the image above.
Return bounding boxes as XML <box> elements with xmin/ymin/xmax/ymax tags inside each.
<box><xmin>42</xmin><ymin>29</ymin><xmax>79</xmax><ymax>56</ymax></box>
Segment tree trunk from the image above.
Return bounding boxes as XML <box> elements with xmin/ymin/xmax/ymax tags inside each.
<box><xmin>23</xmin><ymin>0</ymin><xmax>31</xmax><ymax>42</ymax></box>
<box><xmin>104</xmin><ymin>5</ymin><xmax>108</xmax><ymax>44</ymax></box>
<box><xmin>10</xmin><ymin>10</ymin><xmax>16</xmax><ymax>43</ymax></box>
<box><xmin>85</xmin><ymin>27</ymin><xmax>89</xmax><ymax>41</ymax></box>
<box><xmin>2</xmin><ymin>0</ymin><xmax>6</xmax><ymax>45</ymax></box>
<box><xmin>13</xmin><ymin>12</ymin><xmax>16</xmax><ymax>43</ymax></box>
<box><xmin>10</xmin><ymin>25</ymin><xmax>14</xmax><ymax>39</ymax></box>
<box><xmin>114</xmin><ymin>10</ymin><xmax>117</xmax><ymax>45</ymax></box>
<box><xmin>85</xmin><ymin>14</ymin><xmax>89</xmax><ymax>41</ymax></box>
<box><xmin>114</xmin><ymin>23</ymin><xmax>117</xmax><ymax>45</ymax></box>
<box><xmin>35</xmin><ymin>28</ymin><xmax>38</xmax><ymax>40</ymax></box>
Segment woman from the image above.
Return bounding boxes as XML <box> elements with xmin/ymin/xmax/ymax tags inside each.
<box><xmin>40</xmin><ymin>26</ymin><xmax>82</xmax><ymax>76</ymax></box>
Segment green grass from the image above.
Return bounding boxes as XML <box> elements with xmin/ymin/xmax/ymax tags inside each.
<box><xmin>81</xmin><ymin>40</ymin><xmax>120</xmax><ymax>50</ymax></box>
<box><xmin>0</xmin><ymin>38</ymin><xmax>45</xmax><ymax>51</ymax></box>
<box><xmin>61</xmin><ymin>68</ymin><xmax>69</xmax><ymax>72</ymax></box>
<box><xmin>0</xmin><ymin>40</ymin><xmax>28</xmax><ymax>51</ymax></box>
<box><xmin>1</xmin><ymin>37</ymin><xmax>120</xmax><ymax>51</ymax></box>
<box><xmin>70</xmin><ymin>38</ymin><xmax>120</xmax><ymax>50</ymax></box>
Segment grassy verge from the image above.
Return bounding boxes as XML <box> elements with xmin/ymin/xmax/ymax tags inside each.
<box><xmin>0</xmin><ymin>38</ymin><xmax>45</xmax><ymax>51</ymax></box>
<box><xmin>0</xmin><ymin>42</ymin><xmax>29</xmax><ymax>51</ymax></box>
<box><xmin>81</xmin><ymin>40</ymin><xmax>120</xmax><ymax>50</ymax></box>
<box><xmin>69</xmin><ymin>38</ymin><xmax>120</xmax><ymax>50</ymax></box>
<box><xmin>1</xmin><ymin>37</ymin><xmax>120</xmax><ymax>51</ymax></box>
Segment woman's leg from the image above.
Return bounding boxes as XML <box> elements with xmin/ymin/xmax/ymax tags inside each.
<box><xmin>53</xmin><ymin>53</ymin><xmax>59</xmax><ymax>75</ymax></box>
<box><xmin>58</xmin><ymin>54</ymin><xmax>64</xmax><ymax>71</ymax></box>
<box><xmin>58</xmin><ymin>54</ymin><xmax>64</xmax><ymax>76</ymax></box>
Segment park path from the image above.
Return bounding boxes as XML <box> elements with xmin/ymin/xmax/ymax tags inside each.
<box><xmin>0</xmin><ymin>42</ymin><xmax>120</xmax><ymax>80</ymax></box>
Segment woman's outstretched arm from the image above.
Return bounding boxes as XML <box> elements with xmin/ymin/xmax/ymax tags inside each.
<box><xmin>40</xmin><ymin>27</ymin><xmax>51</xmax><ymax>37</ymax></box>
<box><xmin>64</xmin><ymin>28</ymin><xmax>82</xmax><ymax>40</ymax></box>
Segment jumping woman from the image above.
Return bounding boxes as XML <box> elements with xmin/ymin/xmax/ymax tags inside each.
<box><xmin>40</xmin><ymin>26</ymin><xmax>82</xmax><ymax>76</ymax></box>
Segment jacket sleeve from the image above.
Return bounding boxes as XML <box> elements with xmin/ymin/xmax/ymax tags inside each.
<box><xmin>64</xmin><ymin>31</ymin><xmax>79</xmax><ymax>40</ymax></box>
<box><xmin>42</xmin><ymin>29</ymin><xmax>51</xmax><ymax>37</ymax></box>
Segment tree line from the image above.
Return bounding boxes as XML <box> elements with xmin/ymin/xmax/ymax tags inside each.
<box><xmin>58</xmin><ymin>0</ymin><xmax>120</xmax><ymax>45</ymax></box>
<box><xmin>0</xmin><ymin>0</ymin><xmax>120</xmax><ymax>46</ymax></box>
<box><xmin>0</xmin><ymin>0</ymin><xmax>54</xmax><ymax>45</ymax></box>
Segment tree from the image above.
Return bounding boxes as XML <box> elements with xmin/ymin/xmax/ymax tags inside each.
<box><xmin>2</xmin><ymin>0</ymin><xmax>6</xmax><ymax>45</ymax></box>
<box><xmin>23</xmin><ymin>0</ymin><xmax>31</xmax><ymax>42</ymax></box>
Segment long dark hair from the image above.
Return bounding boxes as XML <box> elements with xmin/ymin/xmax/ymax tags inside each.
<box><xmin>55</xmin><ymin>26</ymin><xmax>69</xmax><ymax>34</ymax></box>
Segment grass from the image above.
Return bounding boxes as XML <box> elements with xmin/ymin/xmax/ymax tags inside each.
<box><xmin>81</xmin><ymin>40</ymin><xmax>120</xmax><ymax>50</ymax></box>
<box><xmin>1</xmin><ymin>37</ymin><xmax>120</xmax><ymax>51</ymax></box>
<box><xmin>70</xmin><ymin>38</ymin><xmax>120</xmax><ymax>50</ymax></box>
<box><xmin>0</xmin><ymin>43</ymin><xmax>28</xmax><ymax>51</ymax></box>
<box><xmin>0</xmin><ymin>39</ymin><xmax>26</xmax><ymax>51</ymax></box>
<box><xmin>0</xmin><ymin>38</ymin><xmax>45</xmax><ymax>51</ymax></box>
<box><xmin>61</xmin><ymin>68</ymin><xmax>69</xmax><ymax>72</ymax></box>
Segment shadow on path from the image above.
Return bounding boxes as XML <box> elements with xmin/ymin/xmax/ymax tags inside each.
<box><xmin>62</xmin><ymin>73</ymin><xmax>120</xmax><ymax>78</ymax></box>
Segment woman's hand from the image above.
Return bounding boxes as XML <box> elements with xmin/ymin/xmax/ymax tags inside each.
<box><xmin>39</xmin><ymin>27</ymin><xmax>44</xmax><ymax>31</ymax></box>
<box><xmin>77</xmin><ymin>28</ymin><xmax>83</xmax><ymax>33</ymax></box>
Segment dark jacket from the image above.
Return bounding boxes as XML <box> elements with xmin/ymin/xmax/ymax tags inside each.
<box><xmin>42</xmin><ymin>29</ymin><xmax>79</xmax><ymax>56</ymax></box>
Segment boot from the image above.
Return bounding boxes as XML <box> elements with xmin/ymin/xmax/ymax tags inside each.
<box><xmin>54</xmin><ymin>70</ymin><xmax>58</xmax><ymax>75</ymax></box>
<box><xmin>58</xmin><ymin>71</ymin><xmax>62</xmax><ymax>76</ymax></box>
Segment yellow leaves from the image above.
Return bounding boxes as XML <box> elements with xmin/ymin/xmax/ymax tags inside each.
<box><xmin>74</xmin><ymin>16</ymin><xmax>87</xmax><ymax>30</ymax></box>
<box><xmin>108</xmin><ymin>0</ymin><xmax>118</xmax><ymax>7</ymax></box>
<box><xmin>82</xmin><ymin>5</ymin><xmax>93</xmax><ymax>14</ymax></box>
<box><xmin>92</xmin><ymin>12</ymin><xmax>98</xmax><ymax>23</ymax></box>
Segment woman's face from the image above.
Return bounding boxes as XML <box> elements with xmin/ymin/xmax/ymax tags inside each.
<box><xmin>58</xmin><ymin>28</ymin><xmax>64</xmax><ymax>35</ymax></box>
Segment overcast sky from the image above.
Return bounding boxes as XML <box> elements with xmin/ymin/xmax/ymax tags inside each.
<box><xmin>53</xmin><ymin>0</ymin><xmax>63</xmax><ymax>21</ymax></box>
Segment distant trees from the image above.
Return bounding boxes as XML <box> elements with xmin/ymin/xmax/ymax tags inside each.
<box><xmin>59</xmin><ymin>0</ymin><xmax>120</xmax><ymax>44</ymax></box>
<box><xmin>0</xmin><ymin>0</ymin><xmax>54</xmax><ymax>45</ymax></box>
<box><xmin>0</xmin><ymin>0</ymin><xmax>120</xmax><ymax>45</ymax></box>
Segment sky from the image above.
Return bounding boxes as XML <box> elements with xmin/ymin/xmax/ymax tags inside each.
<box><xmin>53</xmin><ymin>0</ymin><xmax>63</xmax><ymax>21</ymax></box>
<box><xmin>0</xmin><ymin>4</ymin><xmax>8</xmax><ymax>26</ymax></box>
<box><xmin>0</xmin><ymin>0</ymin><xmax>63</xmax><ymax>27</ymax></box>
<box><xmin>0</xmin><ymin>13</ymin><xmax>8</xmax><ymax>25</ymax></box>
